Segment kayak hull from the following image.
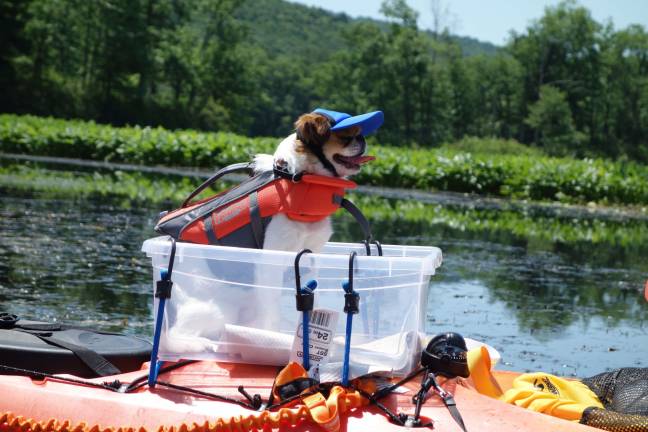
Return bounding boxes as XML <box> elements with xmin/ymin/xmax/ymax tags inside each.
<box><xmin>0</xmin><ymin>361</ymin><xmax>599</xmax><ymax>431</ymax></box>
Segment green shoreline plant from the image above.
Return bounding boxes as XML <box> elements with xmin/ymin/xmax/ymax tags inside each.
<box><xmin>3</xmin><ymin>163</ymin><xmax>648</xmax><ymax>249</ymax></box>
<box><xmin>2</xmin><ymin>114</ymin><xmax>648</xmax><ymax>205</ymax></box>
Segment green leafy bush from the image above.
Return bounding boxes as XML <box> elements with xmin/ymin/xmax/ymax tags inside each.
<box><xmin>440</xmin><ymin>136</ymin><xmax>544</xmax><ymax>157</ymax></box>
<box><xmin>2</xmin><ymin>114</ymin><xmax>648</xmax><ymax>205</ymax></box>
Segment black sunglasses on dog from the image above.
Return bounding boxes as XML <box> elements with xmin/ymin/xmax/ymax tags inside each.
<box><xmin>341</xmin><ymin>134</ymin><xmax>365</xmax><ymax>145</ymax></box>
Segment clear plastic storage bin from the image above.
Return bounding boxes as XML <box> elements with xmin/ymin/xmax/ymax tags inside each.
<box><xmin>142</xmin><ymin>237</ymin><xmax>442</xmax><ymax>376</ymax></box>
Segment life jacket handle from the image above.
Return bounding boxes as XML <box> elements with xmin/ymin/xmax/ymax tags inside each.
<box><xmin>181</xmin><ymin>162</ymin><xmax>254</xmax><ymax>208</ymax></box>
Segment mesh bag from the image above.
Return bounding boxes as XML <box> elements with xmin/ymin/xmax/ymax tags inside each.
<box><xmin>580</xmin><ymin>407</ymin><xmax>648</xmax><ymax>432</ymax></box>
<box><xmin>580</xmin><ymin>368</ymin><xmax>648</xmax><ymax>431</ymax></box>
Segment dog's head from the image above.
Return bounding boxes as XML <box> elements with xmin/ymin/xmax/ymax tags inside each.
<box><xmin>291</xmin><ymin>112</ymin><xmax>376</xmax><ymax>178</ymax></box>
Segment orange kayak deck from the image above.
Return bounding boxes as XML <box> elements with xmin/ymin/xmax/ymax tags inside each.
<box><xmin>0</xmin><ymin>361</ymin><xmax>599</xmax><ymax>432</ymax></box>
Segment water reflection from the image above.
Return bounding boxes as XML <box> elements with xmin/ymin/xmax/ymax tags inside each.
<box><xmin>0</xmin><ymin>196</ymin><xmax>157</xmax><ymax>331</ymax></box>
<box><xmin>0</xmin><ymin>194</ymin><xmax>646</xmax><ymax>376</ymax></box>
<box><xmin>335</xmin><ymin>213</ymin><xmax>647</xmax><ymax>375</ymax></box>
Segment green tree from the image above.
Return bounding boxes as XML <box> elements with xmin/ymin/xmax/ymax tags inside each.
<box><xmin>323</xmin><ymin>0</ymin><xmax>453</xmax><ymax>146</ymax></box>
<box><xmin>509</xmin><ymin>0</ymin><xmax>602</xmax><ymax>147</ymax></box>
<box><xmin>380</xmin><ymin>0</ymin><xmax>428</xmax><ymax>143</ymax></box>
<box><xmin>463</xmin><ymin>54</ymin><xmax>524</xmax><ymax>139</ymax></box>
<box><xmin>244</xmin><ymin>50</ymin><xmax>318</xmax><ymax>137</ymax></box>
<box><xmin>525</xmin><ymin>85</ymin><xmax>584</xmax><ymax>155</ymax></box>
<box><xmin>600</xmin><ymin>25</ymin><xmax>648</xmax><ymax>160</ymax></box>
<box><xmin>0</xmin><ymin>0</ymin><xmax>29</xmax><ymax>113</ymax></box>
<box><xmin>157</xmin><ymin>0</ymin><xmax>250</xmax><ymax>131</ymax></box>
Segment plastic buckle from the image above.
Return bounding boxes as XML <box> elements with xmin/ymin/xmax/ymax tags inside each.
<box><xmin>155</xmin><ymin>279</ymin><xmax>173</xmax><ymax>299</ymax></box>
<box><xmin>291</xmin><ymin>172</ymin><xmax>304</xmax><ymax>183</ymax></box>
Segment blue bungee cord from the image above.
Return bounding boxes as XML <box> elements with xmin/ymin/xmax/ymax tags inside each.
<box><xmin>301</xmin><ymin>279</ymin><xmax>318</xmax><ymax>370</ymax></box>
<box><xmin>148</xmin><ymin>237</ymin><xmax>177</xmax><ymax>387</ymax></box>
<box><xmin>294</xmin><ymin>249</ymin><xmax>316</xmax><ymax>370</ymax></box>
<box><xmin>342</xmin><ymin>252</ymin><xmax>360</xmax><ymax>386</ymax></box>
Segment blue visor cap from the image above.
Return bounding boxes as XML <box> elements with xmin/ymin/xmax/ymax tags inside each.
<box><xmin>313</xmin><ymin>108</ymin><xmax>384</xmax><ymax>136</ymax></box>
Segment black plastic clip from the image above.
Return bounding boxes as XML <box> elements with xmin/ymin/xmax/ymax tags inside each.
<box><xmin>155</xmin><ymin>238</ymin><xmax>177</xmax><ymax>299</ymax></box>
<box><xmin>238</xmin><ymin>385</ymin><xmax>264</xmax><ymax>410</ymax></box>
<box><xmin>343</xmin><ymin>252</ymin><xmax>360</xmax><ymax>314</ymax></box>
<box><xmin>344</xmin><ymin>290</ymin><xmax>360</xmax><ymax>314</ymax></box>
<box><xmin>155</xmin><ymin>279</ymin><xmax>173</xmax><ymax>299</ymax></box>
<box><xmin>296</xmin><ymin>283</ymin><xmax>315</xmax><ymax>311</ymax></box>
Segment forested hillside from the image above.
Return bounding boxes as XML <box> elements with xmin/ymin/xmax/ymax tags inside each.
<box><xmin>1</xmin><ymin>0</ymin><xmax>647</xmax><ymax>161</ymax></box>
<box><xmin>234</xmin><ymin>0</ymin><xmax>498</xmax><ymax>59</ymax></box>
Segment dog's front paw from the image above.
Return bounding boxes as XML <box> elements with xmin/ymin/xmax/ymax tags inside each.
<box><xmin>252</xmin><ymin>153</ymin><xmax>275</xmax><ymax>173</ymax></box>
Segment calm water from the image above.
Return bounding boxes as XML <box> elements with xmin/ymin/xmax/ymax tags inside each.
<box><xmin>1</xmin><ymin>194</ymin><xmax>646</xmax><ymax>377</ymax></box>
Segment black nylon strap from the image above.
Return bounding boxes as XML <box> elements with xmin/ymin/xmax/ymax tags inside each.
<box><xmin>12</xmin><ymin>322</ymin><xmax>61</xmax><ymax>331</ymax></box>
<box><xmin>295</xmin><ymin>130</ymin><xmax>339</xmax><ymax>177</ymax></box>
<box><xmin>9</xmin><ymin>319</ymin><xmax>122</xmax><ymax>336</ymax></box>
<box><xmin>203</xmin><ymin>214</ymin><xmax>219</xmax><ymax>245</ymax></box>
<box><xmin>442</xmin><ymin>393</ymin><xmax>468</xmax><ymax>432</ymax></box>
<box><xmin>311</xmin><ymin>146</ymin><xmax>339</xmax><ymax>177</ymax></box>
<box><xmin>273</xmin><ymin>167</ymin><xmax>304</xmax><ymax>182</ymax></box>
<box><xmin>249</xmin><ymin>191</ymin><xmax>264</xmax><ymax>248</ymax></box>
<box><xmin>16</xmin><ymin>330</ymin><xmax>121</xmax><ymax>377</ymax></box>
<box><xmin>414</xmin><ymin>372</ymin><xmax>467</xmax><ymax>432</ymax></box>
<box><xmin>339</xmin><ymin>198</ymin><xmax>372</xmax><ymax>244</ymax></box>
<box><xmin>181</xmin><ymin>162</ymin><xmax>253</xmax><ymax>208</ymax></box>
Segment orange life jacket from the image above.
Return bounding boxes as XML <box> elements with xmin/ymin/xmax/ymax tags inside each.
<box><xmin>155</xmin><ymin>163</ymin><xmax>372</xmax><ymax>249</ymax></box>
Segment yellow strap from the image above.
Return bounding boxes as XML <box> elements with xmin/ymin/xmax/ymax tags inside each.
<box><xmin>467</xmin><ymin>346</ymin><xmax>503</xmax><ymax>398</ymax></box>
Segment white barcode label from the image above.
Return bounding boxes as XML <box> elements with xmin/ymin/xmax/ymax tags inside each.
<box><xmin>310</xmin><ymin>310</ymin><xmax>330</xmax><ymax>327</ymax></box>
<box><xmin>290</xmin><ymin>308</ymin><xmax>338</xmax><ymax>367</ymax></box>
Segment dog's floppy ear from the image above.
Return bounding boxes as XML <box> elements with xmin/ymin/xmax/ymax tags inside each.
<box><xmin>295</xmin><ymin>113</ymin><xmax>331</xmax><ymax>147</ymax></box>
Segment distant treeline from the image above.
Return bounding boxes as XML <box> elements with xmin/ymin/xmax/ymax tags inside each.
<box><xmin>1</xmin><ymin>0</ymin><xmax>647</xmax><ymax>161</ymax></box>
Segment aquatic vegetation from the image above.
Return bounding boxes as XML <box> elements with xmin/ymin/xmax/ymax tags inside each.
<box><xmin>2</xmin><ymin>114</ymin><xmax>648</xmax><ymax>205</ymax></box>
<box><xmin>340</xmin><ymin>195</ymin><xmax>648</xmax><ymax>251</ymax></box>
<box><xmin>3</xmin><ymin>162</ymin><xmax>648</xmax><ymax>250</ymax></box>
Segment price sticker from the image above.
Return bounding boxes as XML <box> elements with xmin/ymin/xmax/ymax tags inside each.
<box><xmin>290</xmin><ymin>309</ymin><xmax>338</xmax><ymax>367</ymax></box>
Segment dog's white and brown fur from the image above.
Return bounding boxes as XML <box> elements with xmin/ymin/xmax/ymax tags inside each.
<box><xmin>253</xmin><ymin>112</ymin><xmax>374</xmax><ymax>253</ymax></box>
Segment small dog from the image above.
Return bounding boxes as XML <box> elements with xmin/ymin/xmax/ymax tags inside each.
<box><xmin>165</xmin><ymin>109</ymin><xmax>383</xmax><ymax>357</ymax></box>
<box><xmin>253</xmin><ymin>109</ymin><xmax>381</xmax><ymax>253</ymax></box>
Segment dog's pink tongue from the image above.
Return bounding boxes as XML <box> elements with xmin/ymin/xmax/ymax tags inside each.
<box><xmin>351</xmin><ymin>155</ymin><xmax>376</xmax><ymax>165</ymax></box>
